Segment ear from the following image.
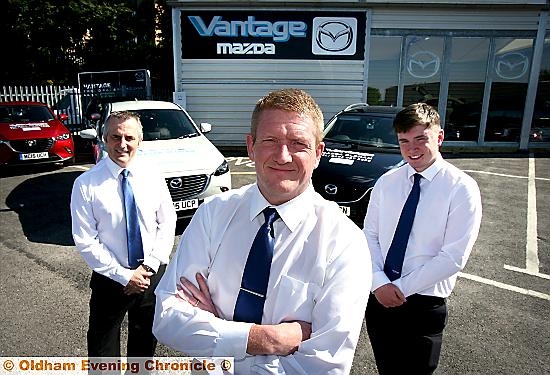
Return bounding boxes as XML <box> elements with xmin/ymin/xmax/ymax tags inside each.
<box><xmin>437</xmin><ymin>129</ymin><xmax>444</xmax><ymax>147</ymax></box>
<box><xmin>314</xmin><ymin>142</ymin><xmax>325</xmax><ymax>169</ymax></box>
<box><xmin>246</xmin><ymin>134</ymin><xmax>255</xmax><ymax>161</ymax></box>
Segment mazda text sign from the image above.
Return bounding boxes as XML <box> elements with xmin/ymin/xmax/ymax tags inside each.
<box><xmin>181</xmin><ymin>10</ymin><xmax>366</xmax><ymax>60</ymax></box>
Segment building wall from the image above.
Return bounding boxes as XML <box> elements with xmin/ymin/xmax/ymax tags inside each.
<box><xmin>170</xmin><ymin>1</ymin><xmax>550</xmax><ymax>149</ymax></box>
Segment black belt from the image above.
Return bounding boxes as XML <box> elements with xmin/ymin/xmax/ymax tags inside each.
<box><xmin>405</xmin><ymin>294</ymin><xmax>445</xmax><ymax>306</ymax></box>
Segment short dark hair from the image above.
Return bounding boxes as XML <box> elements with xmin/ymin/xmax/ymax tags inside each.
<box><xmin>394</xmin><ymin>103</ymin><xmax>440</xmax><ymax>133</ymax></box>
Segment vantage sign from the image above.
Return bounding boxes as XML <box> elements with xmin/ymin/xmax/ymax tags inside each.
<box><xmin>181</xmin><ymin>10</ymin><xmax>366</xmax><ymax>60</ymax></box>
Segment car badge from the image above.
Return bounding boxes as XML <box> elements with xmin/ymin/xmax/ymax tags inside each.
<box><xmin>325</xmin><ymin>184</ymin><xmax>338</xmax><ymax>195</ymax></box>
<box><xmin>407</xmin><ymin>51</ymin><xmax>440</xmax><ymax>79</ymax></box>
<box><xmin>169</xmin><ymin>178</ymin><xmax>183</xmax><ymax>189</ymax></box>
<box><xmin>26</xmin><ymin>140</ymin><xmax>37</xmax><ymax>147</ymax></box>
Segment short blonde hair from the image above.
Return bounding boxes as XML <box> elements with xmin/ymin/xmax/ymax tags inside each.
<box><xmin>250</xmin><ymin>89</ymin><xmax>324</xmax><ymax>144</ymax></box>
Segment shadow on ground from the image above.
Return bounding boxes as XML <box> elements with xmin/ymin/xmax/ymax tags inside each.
<box><xmin>5</xmin><ymin>169</ymin><xmax>83</xmax><ymax>246</ymax></box>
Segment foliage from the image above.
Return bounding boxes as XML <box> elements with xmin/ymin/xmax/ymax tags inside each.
<box><xmin>0</xmin><ymin>0</ymin><xmax>173</xmax><ymax>88</ymax></box>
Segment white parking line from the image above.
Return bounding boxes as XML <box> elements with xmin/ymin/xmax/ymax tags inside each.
<box><xmin>462</xmin><ymin>169</ymin><xmax>550</xmax><ymax>182</ymax></box>
<box><xmin>526</xmin><ymin>154</ymin><xmax>539</xmax><ymax>273</ymax></box>
<box><xmin>465</xmin><ymin>158</ymin><xmax>548</xmax><ymax>281</ymax></box>
<box><xmin>503</xmin><ymin>264</ymin><xmax>550</xmax><ymax>280</ymax></box>
<box><xmin>70</xmin><ymin>165</ymin><xmax>90</xmax><ymax>171</ymax></box>
<box><xmin>459</xmin><ymin>272</ymin><xmax>550</xmax><ymax>301</ymax></box>
<box><xmin>462</xmin><ymin>170</ymin><xmax>527</xmax><ymax>179</ymax></box>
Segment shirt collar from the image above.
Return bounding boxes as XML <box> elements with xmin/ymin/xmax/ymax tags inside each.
<box><xmin>104</xmin><ymin>156</ymin><xmax>137</xmax><ymax>179</ymax></box>
<box><xmin>249</xmin><ymin>183</ymin><xmax>315</xmax><ymax>232</ymax></box>
<box><xmin>405</xmin><ymin>152</ymin><xmax>444</xmax><ymax>182</ymax></box>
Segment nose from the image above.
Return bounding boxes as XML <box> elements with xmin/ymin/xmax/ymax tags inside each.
<box><xmin>273</xmin><ymin>143</ymin><xmax>292</xmax><ymax>163</ymax></box>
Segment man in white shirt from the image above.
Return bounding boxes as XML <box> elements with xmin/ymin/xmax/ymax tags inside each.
<box><xmin>363</xmin><ymin>103</ymin><xmax>482</xmax><ymax>374</ymax></box>
<box><xmin>71</xmin><ymin>111</ymin><xmax>176</xmax><ymax>357</ymax></box>
<box><xmin>153</xmin><ymin>89</ymin><xmax>371</xmax><ymax>374</ymax></box>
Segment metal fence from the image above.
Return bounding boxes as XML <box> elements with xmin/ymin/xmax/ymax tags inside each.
<box><xmin>0</xmin><ymin>85</ymin><xmax>174</xmax><ymax>131</ymax></box>
<box><xmin>0</xmin><ymin>85</ymin><xmax>74</xmax><ymax>107</ymax></box>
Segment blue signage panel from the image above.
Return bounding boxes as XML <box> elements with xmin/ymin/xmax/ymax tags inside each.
<box><xmin>181</xmin><ymin>10</ymin><xmax>366</xmax><ymax>60</ymax></box>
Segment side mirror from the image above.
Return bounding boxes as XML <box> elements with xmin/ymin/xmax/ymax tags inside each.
<box><xmin>200</xmin><ymin>122</ymin><xmax>212</xmax><ymax>133</ymax></box>
<box><xmin>79</xmin><ymin>128</ymin><xmax>98</xmax><ymax>140</ymax></box>
<box><xmin>58</xmin><ymin>113</ymin><xmax>69</xmax><ymax>121</ymax></box>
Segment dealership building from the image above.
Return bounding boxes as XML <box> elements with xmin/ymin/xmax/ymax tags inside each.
<box><xmin>168</xmin><ymin>0</ymin><xmax>550</xmax><ymax>151</ymax></box>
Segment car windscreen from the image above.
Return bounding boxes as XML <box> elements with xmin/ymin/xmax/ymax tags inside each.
<box><xmin>136</xmin><ymin>109</ymin><xmax>200</xmax><ymax>141</ymax></box>
<box><xmin>324</xmin><ymin>114</ymin><xmax>398</xmax><ymax>146</ymax></box>
<box><xmin>0</xmin><ymin>105</ymin><xmax>54</xmax><ymax>123</ymax></box>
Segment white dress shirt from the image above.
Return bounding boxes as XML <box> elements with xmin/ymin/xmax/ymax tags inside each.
<box><xmin>153</xmin><ymin>183</ymin><xmax>371</xmax><ymax>375</ymax></box>
<box><xmin>363</xmin><ymin>154</ymin><xmax>482</xmax><ymax>298</ymax></box>
<box><xmin>71</xmin><ymin>156</ymin><xmax>177</xmax><ymax>286</ymax></box>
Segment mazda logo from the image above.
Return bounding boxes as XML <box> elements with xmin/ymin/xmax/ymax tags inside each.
<box><xmin>316</xmin><ymin>21</ymin><xmax>353</xmax><ymax>52</ymax></box>
<box><xmin>407</xmin><ymin>51</ymin><xmax>440</xmax><ymax>79</ymax></box>
<box><xmin>169</xmin><ymin>178</ymin><xmax>183</xmax><ymax>189</ymax></box>
<box><xmin>325</xmin><ymin>184</ymin><xmax>338</xmax><ymax>195</ymax></box>
<box><xmin>26</xmin><ymin>140</ymin><xmax>37</xmax><ymax>147</ymax></box>
<box><xmin>495</xmin><ymin>52</ymin><xmax>529</xmax><ymax>80</ymax></box>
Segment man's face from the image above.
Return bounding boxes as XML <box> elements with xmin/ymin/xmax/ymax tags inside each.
<box><xmin>246</xmin><ymin>109</ymin><xmax>324</xmax><ymax>206</ymax></box>
<box><xmin>104</xmin><ymin>117</ymin><xmax>142</xmax><ymax>168</ymax></box>
<box><xmin>397</xmin><ymin>123</ymin><xmax>444</xmax><ymax>172</ymax></box>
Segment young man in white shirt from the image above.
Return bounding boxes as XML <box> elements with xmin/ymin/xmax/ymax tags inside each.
<box><xmin>363</xmin><ymin>103</ymin><xmax>482</xmax><ymax>374</ymax></box>
<box><xmin>71</xmin><ymin>111</ymin><xmax>176</xmax><ymax>357</ymax></box>
<box><xmin>153</xmin><ymin>89</ymin><xmax>372</xmax><ymax>374</ymax></box>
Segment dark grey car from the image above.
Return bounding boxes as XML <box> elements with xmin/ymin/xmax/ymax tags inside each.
<box><xmin>312</xmin><ymin>104</ymin><xmax>405</xmax><ymax>227</ymax></box>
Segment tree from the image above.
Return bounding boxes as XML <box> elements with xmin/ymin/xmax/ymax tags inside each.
<box><xmin>0</xmin><ymin>0</ymin><xmax>173</xmax><ymax>89</ymax></box>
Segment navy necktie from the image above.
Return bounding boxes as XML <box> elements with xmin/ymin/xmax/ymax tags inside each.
<box><xmin>384</xmin><ymin>173</ymin><xmax>422</xmax><ymax>281</ymax></box>
<box><xmin>233</xmin><ymin>207</ymin><xmax>279</xmax><ymax>324</ymax></box>
<box><xmin>121</xmin><ymin>169</ymin><xmax>144</xmax><ymax>269</ymax></box>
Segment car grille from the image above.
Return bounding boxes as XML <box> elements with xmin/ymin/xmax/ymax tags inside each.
<box><xmin>10</xmin><ymin>138</ymin><xmax>54</xmax><ymax>153</ymax></box>
<box><xmin>165</xmin><ymin>175</ymin><xmax>209</xmax><ymax>200</ymax></box>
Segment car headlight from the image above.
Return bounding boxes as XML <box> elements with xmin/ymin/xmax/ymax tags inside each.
<box><xmin>56</xmin><ymin>133</ymin><xmax>71</xmax><ymax>141</ymax></box>
<box><xmin>213</xmin><ymin>159</ymin><xmax>230</xmax><ymax>176</ymax></box>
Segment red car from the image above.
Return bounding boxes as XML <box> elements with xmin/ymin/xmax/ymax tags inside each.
<box><xmin>0</xmin><ymin>101</ymin><xmax>75</xmax><ymax>167</ymax></box>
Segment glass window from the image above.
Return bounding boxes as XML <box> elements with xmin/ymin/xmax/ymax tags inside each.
<box><xmin>445</xmin><ymin>38</ymin><xmax>490</xmax><ymax>141</ymax></box>
<box><xmin>367</xmin><ymin>36</ymin><xmax>402</xmax><ymax>106</ymax></box>
<box><xmin>485</xmin><ymin>38</ymin><xmax>532</xmax><ymax>142</ymax></box>
<box><xmin>403</xmin><ymin>36</ymin><xmax>444</xmax><ymax>107</ymax></box>
<box><xmin>532</xmin><ymin>36</ymin><xmax>550</xmax><ymax>143</ymax></box>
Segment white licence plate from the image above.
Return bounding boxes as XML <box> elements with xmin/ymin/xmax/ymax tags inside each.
<box><xmin>339</xmin><ymin>205</ymin><xmax>351</xmax><ymax>216</ymax></box>
<box><xmin>173</xmin><ymin>199</ymin><xmax>199</xmax><ymax>211</ymax></box>
<box><xmin>20</xmin><ymin>152</ymin><xmax>48</xmax><ymax>160</ymax></box>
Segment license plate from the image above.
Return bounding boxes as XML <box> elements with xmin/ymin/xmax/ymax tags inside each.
<box><xmin>173</xmin><ymin>199</ymin><xmax>199</xmax><ymax>211</ymax></box>
<box><xmin>20</xmin><ymin>152</ymin><xmax>48</xmax><ymax>160</ymax></box>
<box><xmin>339</xmin><ymin>205</ymin><xmax>350</xmax><ymax>216</ymax></box>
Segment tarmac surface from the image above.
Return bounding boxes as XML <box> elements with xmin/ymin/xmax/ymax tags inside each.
<box><xmin>0</xmin><ymin>151</ymin><xmax>548</xmax><ymax>374</ymax></box>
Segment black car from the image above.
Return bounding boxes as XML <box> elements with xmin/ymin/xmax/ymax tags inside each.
<box><xmin>312</xmin><ymin>103</ymin><xmax>405</xmax><ymax>227</ymax></box>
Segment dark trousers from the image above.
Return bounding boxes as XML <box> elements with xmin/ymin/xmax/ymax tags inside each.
<box><xmin>87</xmin><ymin>266</ymin><xmax>165</xmax><ymax>358</ymax></box>
<box><xmin>366</xmin><ymin>293</ymin><xmax>448</xmax><ymax>375</ymax></box>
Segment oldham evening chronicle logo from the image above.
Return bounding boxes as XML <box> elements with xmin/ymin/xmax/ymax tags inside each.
<box><xmin>312</xmin><ymin>17</ymin><xmax>357</xmax><ymax>56</ymax></box>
